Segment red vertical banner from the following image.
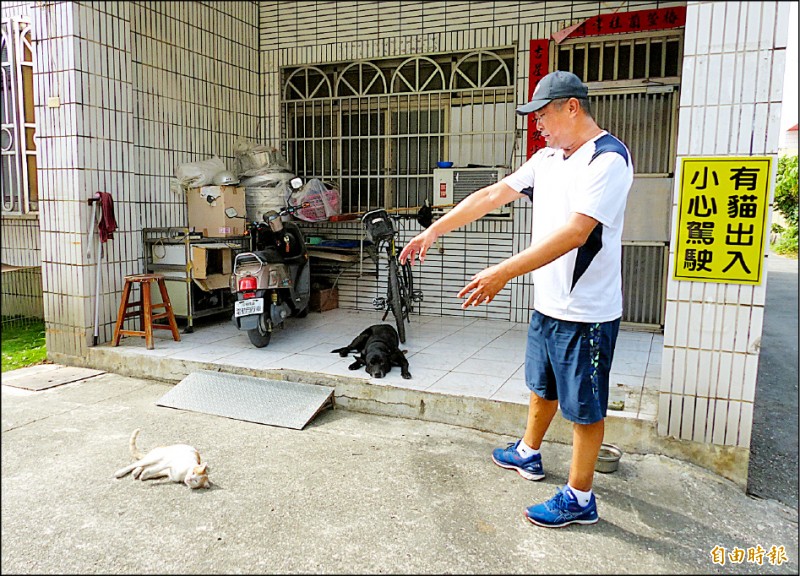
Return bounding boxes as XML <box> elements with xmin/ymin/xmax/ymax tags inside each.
<box><xmin>526</xmin><ymin>39</ymin><xmax>549</xmax><ymax>160</ymax></box>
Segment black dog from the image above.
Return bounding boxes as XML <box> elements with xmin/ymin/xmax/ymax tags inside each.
<box><xmin>331</xmin><ymin>324</ymin><xmax>411</xmax><ymax>379</ymax></box>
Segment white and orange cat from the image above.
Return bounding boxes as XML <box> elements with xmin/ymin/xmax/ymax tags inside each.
<box><xmin>114</xmin><ymin>429</ymin><xmax>211</xmax><ymax>489</ymax></box>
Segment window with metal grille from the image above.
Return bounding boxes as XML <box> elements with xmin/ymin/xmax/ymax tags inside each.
<box><xmin>282</xmin><ymin>49</ymin><xmax>515</xmax><ymax>213</ymax></box>
<box><xmin>556</xmin><ymin>31</ymin><xmax>682</xmax><ymax>175</ymax></box>
<box><xmin>1</xmin><ymin>17</ymin><xmax>38</xmax><ymax>215</ymax></box>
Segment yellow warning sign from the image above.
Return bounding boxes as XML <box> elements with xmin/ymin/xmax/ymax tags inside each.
<box><xmin>673</xmin><ymin>156</ymin><xmax>772</xmax><ymax>285</ymax></box>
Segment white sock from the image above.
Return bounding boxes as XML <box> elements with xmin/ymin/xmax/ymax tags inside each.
<box><xmin>516</xmin><ymin>439</ymin><xmax>539</xmax><ymax>458</ymax></box>
<box><xmin>567</xmin><ymin>484</ymin><xmax>592</xmax><ymax>507</ymax></box>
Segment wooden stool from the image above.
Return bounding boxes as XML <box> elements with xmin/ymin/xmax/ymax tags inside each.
<box><xmin>112</xmin><ymin>273</ymin><xmax>181</xmax><ymax>350</ymax></box>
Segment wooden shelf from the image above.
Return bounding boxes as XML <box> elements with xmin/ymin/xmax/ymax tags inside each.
<box><xmin>307</xmin><ymin>244</ymin><xmax>378</xmax><ymax>280</ymax></box>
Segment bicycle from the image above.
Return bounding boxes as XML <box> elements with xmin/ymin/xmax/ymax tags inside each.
<box><xmin>361</xmin><ymin>209</ymin><xmax>423</xmax><ymax>343</ymax></box>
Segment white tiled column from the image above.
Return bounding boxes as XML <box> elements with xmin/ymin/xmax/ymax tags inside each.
<box><xmin>32</xmin><ymin>1</ymin><xmax>137</xmax><ymax>357</ymax></box>
<box><xmin>658</xmin><ymin>2</ymin><xmax>791</xmax><ymax>450</ymax></box>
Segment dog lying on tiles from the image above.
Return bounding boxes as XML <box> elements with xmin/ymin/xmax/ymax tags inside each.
<box><xmin>331</xmin><ymin>324</ymin><xmax>411</xmax><ymax>379</ymax></box>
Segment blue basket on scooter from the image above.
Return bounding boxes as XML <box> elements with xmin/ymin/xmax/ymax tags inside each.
<box><xmin>362</xmin><ymin>209</ymin><xmax>395</xmax><ymax>242</ymax></box>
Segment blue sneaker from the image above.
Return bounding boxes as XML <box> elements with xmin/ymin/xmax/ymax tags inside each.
<box><xmin>491</xmin><ymin>440</ymin><xmax>545</xmax><ymax>480</ymax></box>
<box><xmin>524</xmin><ymin>485</ymin><xmax>599</xmax><ymax>528</ymax></box>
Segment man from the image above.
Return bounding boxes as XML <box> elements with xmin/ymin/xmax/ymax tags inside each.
<box><xmin>399</xmin><ymin>70</ymin><xmax>633</xmax><ymax>528</ymax></box>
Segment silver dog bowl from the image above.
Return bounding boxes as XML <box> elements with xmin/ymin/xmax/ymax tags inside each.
<box><xmin>595</xmin><ymin>443</ymin><xmax>622</xmax><ymax>473</ymax></box>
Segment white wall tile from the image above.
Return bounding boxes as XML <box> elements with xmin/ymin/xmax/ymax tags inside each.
<box><xmin>759</xmin><ymin>2</ymin><xmax>776</xmax><ymax>51</ymax></box>
<box><xmin>774</xmin><ymin>2</ymin><xmax>791</xmax><ymax>48</ymax></box>
<box><xmin>725</xmin><ymin>400</ymin><xmax>741</xmax><ymax>445</ymax></box>
<box><xmin>680</xmin><ymin>53</ymin><xmax>695</xmax><ymax>107</ymax></box>
<box><xmin>743</xmin><ymin>3</ymin><xmax>762</xmax><ymax>51</ymax></box>
<box><xmin>696</xmin><ymin>348</ymin><xmax>712</xmax><ymax>397</ymax></box>
<box><xmin>671</xmin><ymin>347</ymin><xmax>687</xmax><ymax>394</ymax></box>
<box><xmin>684</xmin><ymin>348</ymin><xmax>699</xmax><ymax>396</ymax></box>
<box><xmin>742</xmin><ymin>353</ymin><xmax>759</xmax><ymax>403</ymax></box>
<box><xmin>667</xmin><ymin>392</ymin><xmax>682</xmax><ymax>437</ymax></box>
<box><xmin>659</xmin><ymin>347</ymin><xmax>674</xmax><ymax>393</ymax></box>
<box><xmin>692</xmin><ymin>396</ymin><xmax>708</xmax><ymax>442</ymax></box>
<box><xmin>687</xmin><ymin>301</ymin><xmax>704</xmax><ymax>349</ymax></box>
<box><xmin>711</xmin><ymin>398</ymin><xmax>728</xmax><ymax>444</ymax></box>
<box><xmin>728</xmin><ymin>353</ymin><xmax>746</xmax><ymax>400</ymax></box>
<box><xmin>657</xmin><ymin>392</ymin><xmax>671</xmax><ymax>436</ymax></box>
<box><xmin>733</xmin><ymin>304</ymin><xmax>752</xmax><ymax>353</ymax></box>
<box><xmin>752</xmin><ymin>277</ymin><xmax>767</xmax><ymax>306</ymax></box>
<box><xmin>683</xmin><ymin>3</ymin><xmax>698</xmax><ymax>56</ymax></box>
<box><xmin>696</xmin><ymin>303</ymin><xmax>722</xmax><ymax>350</ymax></box>
<box><xmin>747</xmin><ymin>305</ymin><xmax>764</xmax><ymax>354</ymax></box>
<box><xmin>680</xmin><ymin>394</ymin><xmax>695</xmax><ymax>438</ymax></box>
<box><xmin>737</xmin><ymin>401</ymin><xmax>753</xmax><ymax>448</ymax></box>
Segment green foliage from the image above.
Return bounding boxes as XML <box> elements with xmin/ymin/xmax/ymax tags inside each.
<box><xmin>772</xmin><ymin>223</ymin><xmax>798</xmax><ymax>257</ymax></box>
<box><xmin>771</xmin><ymin>155</ymin><xmax>798</xmax><ymax>258</ymax></box>
<box><xmin>1</xmin><ymin>320</ymin><xmax>48</xmax><ymax>373</ymax></box>
<box><xmin>775</xmin><ymin>155</ymin><xmax>798</xmax><ymax>227</ymax></box>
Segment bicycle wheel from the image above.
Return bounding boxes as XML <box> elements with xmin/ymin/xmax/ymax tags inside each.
<box><xmin>387</xmin><ymin>258</ymin><xmax>406</xmax><ymax>343</ymax></box>
<box><xmin>400</xmin><ymin>260</ymin><xmax>414</xmax><ymax>315</ymax></box>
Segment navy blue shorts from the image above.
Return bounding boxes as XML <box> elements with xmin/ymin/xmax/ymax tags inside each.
<box><xmin>525</xmin><ymin>311</ymin><xmax>620</xmax><ymax>425</ymax></box>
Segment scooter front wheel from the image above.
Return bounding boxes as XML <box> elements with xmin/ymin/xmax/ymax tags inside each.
<box><xmin>248</xmin><ymin>327</ymin><xmax>271</xmax><ymax>348</ymax></box>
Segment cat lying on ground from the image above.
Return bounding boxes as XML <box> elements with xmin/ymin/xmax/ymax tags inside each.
<box><xmin>114</xmin><ymin>429</ymin><xmax>210</xmax><ymax>489</ymax></box>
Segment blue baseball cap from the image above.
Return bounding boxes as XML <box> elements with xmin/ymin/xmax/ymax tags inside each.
<box><xmin>516</xmin><ymin>70</ymin><xmax>589</xmax><ymax>116</ymax></box>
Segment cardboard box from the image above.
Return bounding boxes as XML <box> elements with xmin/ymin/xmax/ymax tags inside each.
<box><xmin>310</xmin><ymin>287</ymin><xmax>339</xmax><ymax>312</ymax></box>
<box><xmin>187</xmin><ymin>185</ymin><xmax>246</xmax><ymax>238</ymax></box>
<box><xmin>191</xmin><ymin>243</ymin><xmax>232</xmax><ymax>278</ymax></box>
<box><xmin>191</xmin><ymin>243</ymin><xmax>233</xmax><ymax>292</ymax></box>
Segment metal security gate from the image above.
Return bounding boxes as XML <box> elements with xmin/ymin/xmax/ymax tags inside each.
<box><xmin>621</xmin><ymin>242</ymin><xmax>667</xmax><ymax>329</ymax></box>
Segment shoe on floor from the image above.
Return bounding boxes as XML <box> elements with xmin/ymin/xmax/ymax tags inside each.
<box><xmin>524</xmin><ymin>485</ymin><xmax>599</xmax><ymax>528</ymax></box>
<box><xmin>491</xmin><ymin>440</ymin><xmax>545</xmax><ymax>481</ymax></box>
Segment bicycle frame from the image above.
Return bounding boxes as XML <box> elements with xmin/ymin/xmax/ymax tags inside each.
<box><xmin>361</xmin><ymin>209</ymin><xmax>422</xmax><ymax>343</ymax></box>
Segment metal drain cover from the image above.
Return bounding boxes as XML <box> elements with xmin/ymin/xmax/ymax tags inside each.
<box><xmin>2</xmin><ymin>364</ymin><xmax>105</xmax><ymax>391</ymax></box>
<box><xmin>157</xmin><ymin>370</ymin><xmax>335</xmax><ymax>430</ymax></box>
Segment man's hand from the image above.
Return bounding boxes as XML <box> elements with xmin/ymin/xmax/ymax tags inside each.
<box><xmin>457</xmin><ymin>263</ymin><xmax>512</xmax><ymax>308</ymax></box>
<box><xmin>399</xmin><ymin>228</ymin><xmax>439</xmax><ymax>266</ymax></box>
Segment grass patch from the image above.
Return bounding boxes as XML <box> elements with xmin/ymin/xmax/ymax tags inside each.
<box><xmin>1</xmin><ymin>319</ymin><xmax>48</xmax><ymax>373</ymax></box>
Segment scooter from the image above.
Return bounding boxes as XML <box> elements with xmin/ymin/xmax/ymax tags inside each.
<box><xmin>225</xmin><ymin>177</ymin><xmax>311</xmax><ymax>348</ymax></box>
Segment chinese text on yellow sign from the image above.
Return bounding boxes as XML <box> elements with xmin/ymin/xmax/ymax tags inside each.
<box><xmin>674</xmin><ymin>157</ymin><xmax>772</xmax><ymax>285</ymax></box>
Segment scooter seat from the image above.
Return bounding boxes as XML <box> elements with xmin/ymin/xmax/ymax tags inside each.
<box><xmin>256</xmin><ymin>246</ymin><xmax>282</xmax><ymax>263</ymax></box>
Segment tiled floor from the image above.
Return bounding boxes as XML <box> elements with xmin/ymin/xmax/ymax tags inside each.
<box><xmin>110</xmin><ymin>308</ymin><xmax>663</xmax><ymax>421</ymax></box>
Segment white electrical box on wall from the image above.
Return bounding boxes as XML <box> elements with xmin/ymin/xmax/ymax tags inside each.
<box><xmin>432</xmin><ymin>167</ymin><xmax>511</xmax><ymax>216</ymax></box>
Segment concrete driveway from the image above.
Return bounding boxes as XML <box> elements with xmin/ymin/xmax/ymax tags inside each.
<box><xmin>2</xmin><ymin>371</ymin><xmax>797</xmax><ymax>574</ymax></box>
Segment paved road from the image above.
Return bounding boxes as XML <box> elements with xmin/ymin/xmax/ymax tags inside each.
<box><xmin>1</xmin><ymin>372</ymin><xmax>797</xmax><ymax>574</ymax></box>
<box><xmin>748</xmin><ymin>254</ymin><xmax>799</xmax><ymax>509</ymax></box>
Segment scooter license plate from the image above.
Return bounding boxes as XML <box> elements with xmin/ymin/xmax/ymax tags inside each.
<box><xmin>234</xmin><ymin>298</ymin><xmax>264</xmax><ymax>318</ymax></box>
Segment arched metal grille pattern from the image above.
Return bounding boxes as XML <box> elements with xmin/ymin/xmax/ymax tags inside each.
<box><xmin>390</xmin><ymin>56</ymin><xmax>445</xmax><ymax>93</ymax></box>
<box><xmin>284</xmin><ymin>66</ymin><xmax>332</xmax><ymax>101</ymax></box>
<box><xmin>1</xmin><ymin>17</ymin><xmax>37</xmax><ymax>215</ymax></box>
<box><xmin>336</xmin><ymin>61</ymin><xmax>387</xmax><ymax>96</ymax></box>
<box><xmin>281</xmin><ymin>49</ymin><xmax>515</xmax><ymax>214</ymax></box>
<box><xmin>451</xmin><ymin>51</ymin><xmax>513</xmax><ymax>90</ymax></box>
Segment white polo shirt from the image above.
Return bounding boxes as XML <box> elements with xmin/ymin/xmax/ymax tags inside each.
<box><xmin>503</xmin><ymin>131</ymin><xmax>633</xmax><ymax>323</ymax></box>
